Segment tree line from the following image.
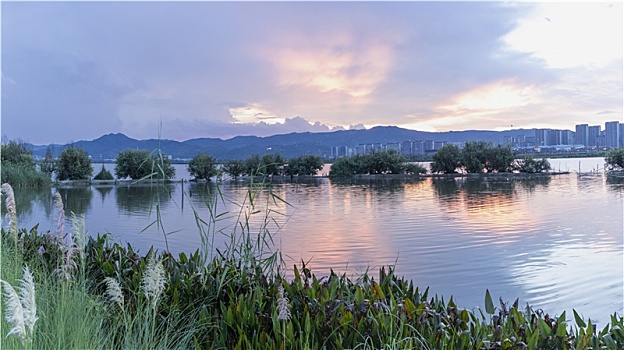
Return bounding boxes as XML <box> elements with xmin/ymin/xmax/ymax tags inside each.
<box><xmin>430</xmin><ymin>141</ymin><xmax>553</xmax><ymax>174</ymax></box>
<box><xmin>3</xmin><ymin>138</ymin><xmax>624</xmax><ymax>188</ymax></box>
<box><xmin>0</xmin><ymin>140</ymin><xmax>326</xmax><ymax>187</ymax></box>
<box><xmin>328</xmin><ymin>149</ymin><xmax>427</xmax><ymax>178</ymax></box>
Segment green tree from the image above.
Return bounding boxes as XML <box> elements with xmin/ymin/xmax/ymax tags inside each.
<box><xmin>404</xmin><ymin>162</ymin><xmax>427</xmax><ymax>175</ymax></box>
<box><xmin>40</xmin><ymin>145</ymin><xmax>56</xmax><ymax>176</ymax></box>
<box><xmin>56</xmin><ymin>146</ymin><xmax>93</xmax><ymax>181</ymax></box>
<box><xmin>285</xmin><ymin>155</ymin><xmax>324</xmax><ymax>176</ymax></box>
<box><xmin>0</xmin><ymin>139</ymin><xmax>51</xmax><ymax>187</ymax></box>
<box><xmin>430</xmin><ymin>144</ymin><xmax>462</xmax><ymax>174</ymax></box>
<box><xmin>605</xmin><ymin>148</ymin><xmax>624</xmax><ymax>170</ymax></box>
<box><xmin>1</xmin><ymin>139</ymin><xmax>34</xmax><ymax>167</ymax></box>
<box><xmin>115</xmin><ymin>149</ymin><xmax>175</xmax><ymax>180</ymax></box>
<box><xmin>188</xmin><ymin>153</ymin><xmax>217</xmax><ymax>180</ymax></box>
<box><xmin>244</xmin><ymin>154</ymin><xmax>262</xmax><ymax>176</ymax></box>
<box><xmin>485</xmin><ymin>145</ymin><xmax>515</xmax><ymax>172</ymax></box>
<box><xmin>222</xmin><ymin>159</ymin><xmax>246</xmax><ymax>179</ymax></box>
<box><xmin>329</xmin><ymin>157</ymin><xmax>356</xmax><ymax>178</ymax></box>
<box><xmin>93</xmin><ymin>164</ymin><xmax>114</xmax><ymax>180</ymax></box>
<box><xmin>513</xmin><ymin>156</ymin><xmax>551</xmax><ymax>173</ymax></box>
<box><xmin>462</xmin><ymin>141</ymin><xmax>492</xmax><ymax>173</ymax></box>
<box><xmin>261</xmin><ymin>153</ymin><xmax>285</xmax><ymax>176</ymax></box>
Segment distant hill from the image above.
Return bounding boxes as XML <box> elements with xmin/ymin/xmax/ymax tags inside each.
<box><xmin>29</xmin><ymin>126</ymin><xmax>540</xmax><ymax>161</ymax></box>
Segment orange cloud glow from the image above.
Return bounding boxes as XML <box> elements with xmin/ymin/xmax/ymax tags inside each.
<box><xmin>258</xmin><ymin>31</ymin><xmax>397</xmax><ymax>99</ymax></box>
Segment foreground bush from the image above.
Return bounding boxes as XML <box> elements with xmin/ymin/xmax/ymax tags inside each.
<box><xmin>0</xmin><ymin>140</ymin><xmax>51</xmax><ymax>188</ymax></box>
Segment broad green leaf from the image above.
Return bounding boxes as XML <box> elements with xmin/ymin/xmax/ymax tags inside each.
<box><xmin>573</xmin><ymin>309</ymin><xmax>586</xmax><ymax>328</ymax></box>
<box><xmin>404</xmin><ymin>297</ymin><xmax>416</xmax><ymax>316</ymax></box>
<box><xmin>355</xmin><ymin>286</ymin><xmax>364</xmax><ymax>304</ymax></box>
<box><xmin>556</xmin><ymin>322</ymin><xmax>567</xmax><ymax>337</ymax></box>
<box><xmin>539</xmin><ymin>318</ymin><xmax>552</xmax><ymax>337</ymax></box>
<box><xmin>484</xmin><ymin>289</ymin><xmax>495</xmax><ymax>315</ymax></box>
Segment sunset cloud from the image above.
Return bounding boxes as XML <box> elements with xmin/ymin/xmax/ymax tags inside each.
<box><xmin>255</xmin><ymin>26</ymin><xmax>400</xmax><ymax>104</ymax></box>
<box><xmin>2</xmin><ymin>2</ymin><xmax>621</xmax><ymax>143</ymax></box>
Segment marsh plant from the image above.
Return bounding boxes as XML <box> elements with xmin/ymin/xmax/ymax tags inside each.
<box><xmin>2</xmin><ymin>183</ymin><xmax>18</xmax><ymax>242</ymax></box>
<box><xmin>0</xmin><ymin>266</ymin><xmax>37</xmax><ymax>345</ymax></box>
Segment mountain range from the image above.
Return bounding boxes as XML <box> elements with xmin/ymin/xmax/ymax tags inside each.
<box><xmin>30</xmin><ymin>126</ymin><xmax>539</xmax><ymax>161</ymax></box>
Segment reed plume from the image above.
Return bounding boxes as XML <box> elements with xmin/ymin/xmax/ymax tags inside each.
<box><xmin>277</xmin><ymin>284</ymin><xmax>291</xmax><ymax>321</ymax></box>
<box><xmin>141</xmin><ymin>254</ymin><xmax>166</xmax><ymax>309</ymax></box>
<box><xmin>1</xmin><ymin>266</ymin><xmax>37</xmax><ymax>344</ymax></box>
<box><xmin>104</xmin><ymin>277</ymin><xmax>124</xmax><ymax>308</ymax></box>
<box><xmin>1</xmin><ymin>183</ymin><xmax>18</xmax><ymax>240</ymax></box>
<box><xmin>53</xmin><ymin>192</ymin><xmax>65</xmax><ymax>243</ymax></box>
<box><xmin>55</xmin><ymin>245</ymin><xmax>78</xmax><ymax>281</ymax></box>
<box><xmin>71</xmin><ymin>212</ymin><xmax>87</xmax><ymax>252</ymax></box>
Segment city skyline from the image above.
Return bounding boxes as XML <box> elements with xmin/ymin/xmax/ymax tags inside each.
<box><xmin>2</xmin><ymin>2</ymin><xmax>622</xmax><ymax>145</ymax></box>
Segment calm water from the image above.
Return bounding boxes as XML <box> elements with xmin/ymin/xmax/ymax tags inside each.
<box><xmin>6</xmin><ymin>157</ymin><xmax>624</xmax><ymax>324</ymax></box>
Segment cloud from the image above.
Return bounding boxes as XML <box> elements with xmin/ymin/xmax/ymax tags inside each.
<box><xmin>258</xmin><ymin>33</ymin><xmax>398</xmax><ymax>99</ymax></box>
<box><xmin>126</xmin><ymin>115</ymin><xmax>345</xmax><ymax>141</ymax></box>
<box><xmin>2</xmin><ymin>2</ymin><xmax>621</xmax><ymax>144</ymax></box>
<box><xmin>502</xmin><ymin>3</ymin><xmax>622</xmax><ymax>69</ymax></box>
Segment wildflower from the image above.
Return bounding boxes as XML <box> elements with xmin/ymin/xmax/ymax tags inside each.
<box><xmin>1</xmin><ymin>266</ymin><xmax>37</xmax><ymax>344</ymax></box>
<box><xmin>104</xmin><ymin>277</ymin><xmax>124</xmax><ymax>308</ymax></box>
<box><xmin>53</xmin><ymin>192</ymin><xmax>65</xmax><ymax>242</ymax></box>
<box><xmin>277</xmin><ymin>284</ymin><xmax>291</xmax><ymax>321</ymax></box>
<box><xmin>37</xmin><ymin>246</ymin><xmax>46</xmax><ymax>256</ymax></box>
<box><xmin>1</xmin><ymin>183</ymin><xmax>18</xmax><ymax>239</ymax></box>
<box><xmin>141</xmin><ymin>254</ymin><xmax>166</xmax><ymax>309</ymax></box>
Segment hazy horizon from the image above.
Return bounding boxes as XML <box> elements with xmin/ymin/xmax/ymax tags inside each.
<box><xmin>2</xmin><ymin>2</ymin><xmax>622</xmax><ymax>144</ymax></box>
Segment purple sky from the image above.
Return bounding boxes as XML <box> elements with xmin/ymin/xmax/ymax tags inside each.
<box><xmin>2</xmin><ymin>1</ymin><xmax>622</xmax><ymax>144</ymax></box>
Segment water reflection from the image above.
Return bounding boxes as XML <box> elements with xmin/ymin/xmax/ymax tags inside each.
<box><xmin>3</xmin><ymin>187</ymin><xmax>54</xmax><ymax>225</ymax></box>
<box><xmin>606</xmin><ymin>172</ymin><xmax>624</xmax><ymax>192</ymax></box>
<box><xmin>57</xmin><ymin>187</ymin><xmax>93</xmax><ymax>216</ymax></box>
<box><xmin>516</xmin><ymin>176</ymin><xmax>551</xmax><ymax>192</ymax></box>
<box><xmin>115</xmin><ymin>184</ymin><xmax>175</xmax><ymax>215</ymax></box>
<box><xmin>94</xmin><ymin>185</ymin><xmax>113</xmax><ymax>202</ymax></box>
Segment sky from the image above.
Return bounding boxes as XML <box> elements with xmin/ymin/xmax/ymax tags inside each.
<box><xmin>1</xmin><ymin>1</ymin><xmax>622</xmax><ymax>145</ymax></box>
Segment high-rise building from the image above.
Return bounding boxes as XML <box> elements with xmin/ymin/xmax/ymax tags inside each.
<box><xmin>547</xmin><ymin>130</ymin><xmax>562</xmax><ymax>146</ymax></box>
<box><xmin>588</xmin><ymin>125</ymin><xmax>601</xmax><ymax>147</ymax></box>
<box><xmin>413</xmin><ymin>141</ymin><xmax>425</xmax><ymax>155</ymax></box>
<box><xmin>605</xmin><ymin>121</ymin><xmax>620</xmax><ymax>149</ymax></box>
<box><xmin>535</xmin><ymin>129</ymin><xmax>549</xmax><ymax>146</ymax></box>
<box><xmin>560</xmin><ymin>130</ymin><xmax>575</xmax><ymax>145</ymax></box>
<box><xmin>575</xmin><ymin>124</ymin><xmax>589</xmax><ymax>146</ymax></box>
<box><xmin>400</xmin><ymin>141</ymin><xmax>412</xmax><ymax>156</ymax></box>
<box><xmin>620</xmin><ymin>124</ymin><xmax>624</xmax><ymax>148</ymax></box>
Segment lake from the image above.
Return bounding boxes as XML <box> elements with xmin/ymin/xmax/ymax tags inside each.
<box><xmin>6</xmin><ymin>157</ymin><xmax>623</xmax><ymax>325</ymax></box>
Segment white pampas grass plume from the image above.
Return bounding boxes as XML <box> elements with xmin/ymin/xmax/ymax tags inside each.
<box><xmin>1</xmin><ymin>266</ymin><xmax>37</xmax><ymax>343</ymax></box>
<box><xmin>71</xmin><ymin>212</ymin><xmax>86</xmax><ymax>252</ymax></box>
<box><xmin>53</xmin><ymin>192</ymin><xmax>65</xmax><ymax>242</ymax></box>
<box><xmin>55</xmin><ymin>245</ymin><xmax>78</xmax><ymax>281</ymax></box>
<box><xmin>1</xmin><ymin>183</ymin><xmax>18</xmax><ymax>239</ymax></box>
<box><xmin>1</xmin><ymin>281</ymin><xmax>25</xmax><ymax>341</ymax></box>
<box><xmin>277</xmin><ymin>284</ymin><xmax>291</xmax><ymax>321</ymax></box>
<box><xmin>104</xmin><ymin>277</ymin><xmax>124</xmax><ymax>308</ymax></box>
<box><xmin>141</xmin><ymin>254</ymin><xmax>166</xmax><ymax>309</ymax></box>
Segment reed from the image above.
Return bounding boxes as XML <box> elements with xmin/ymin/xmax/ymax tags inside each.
<box><xmin>1</xmin><ymin>183</ymin><xmax>18</xmax><ymax>249</ymax></box>
<box><xmin>0</xmin><ymin>266</ymin><xmax>37</xmax><ymax>345</ymax></box>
